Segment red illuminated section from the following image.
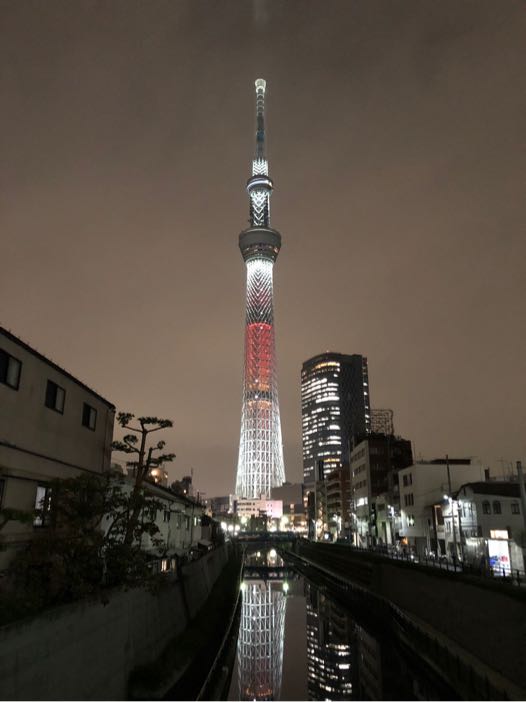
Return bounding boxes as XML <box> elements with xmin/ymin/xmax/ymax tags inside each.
<box><xmin>245</xmin><ymin>322</ymin><xmax>273</xmax><ymax>394</ymax></box>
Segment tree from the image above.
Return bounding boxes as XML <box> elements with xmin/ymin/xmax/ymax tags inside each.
<box><xmin>8</xmin><ymin>473</ymin><xmax>165</xmax><ymax>612</ymax></box>
<box><xmin>111</xmin><ymin>412</ymin><xmax>175</xmax><ymax>547</ymax></box>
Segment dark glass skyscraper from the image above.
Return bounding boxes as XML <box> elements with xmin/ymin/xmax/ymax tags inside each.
<box><xmin>301</xmin><ymin>353</ymin><xmax>371</xmax><ymax>492</ymax></box>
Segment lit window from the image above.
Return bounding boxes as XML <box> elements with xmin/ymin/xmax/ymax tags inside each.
<box><xmin>33</xmin><ymin>485</ymin><xmax>52</xmax><ymax>527</ymax></box>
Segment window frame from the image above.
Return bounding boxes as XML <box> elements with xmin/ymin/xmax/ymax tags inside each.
<box><xmin>45</xmin><ymin>380</ymin><xmax>66</xmax><ymax>414</ymax></box>
<box><xmin>492</xmin><ymin>500</ymin><xmax>502</xmax><ymax>515</ymax></box>
<box><xmin>33</xmin><ymin>484</ymin><xmax>53</xmax><ymax>528</ymax></box>
<box><xmin>0</xmin><ymin>349</ymin><xmax>22</xmax><ymax>391</ymax></box>
<box><xmin>482</xmin><ymin>500</ymin><xmax>491</xmax><ymax>515</ymax></box>
<box><xmin>511</xmin><ymin>502</ymin><xmax>520</xmax><ymax>515</ymax></box>
<box><xmin>82</xmin><ymin>403</ymin><xmax>97</xmax><ymax>431</ymax></box>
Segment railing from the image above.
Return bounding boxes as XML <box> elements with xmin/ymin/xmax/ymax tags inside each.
<box><xmin>326</xmin><ymin>540</ymin><xmax>526</xmax><ymax>587</ymax></box>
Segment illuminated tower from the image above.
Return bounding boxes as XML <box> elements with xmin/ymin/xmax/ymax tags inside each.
<box><xmin>238</xmin><ymin>580</ymin><xmax>287</xmax><ymax>701</ymax></box>
<box><xmin>235</xmin><ymin>79</ymin><xmax>285</xmax><ymax>498</ymax></box>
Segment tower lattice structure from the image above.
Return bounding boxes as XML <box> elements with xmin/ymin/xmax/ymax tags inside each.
<box><xmin>235</xmin><ymin>79</ymin><xmax>285</xmax><ymax>499</ymax></box>
<box><xmin>237</xmin><ymin>581</ymin><xmax>287</xmax><ymax>701</ymax></box>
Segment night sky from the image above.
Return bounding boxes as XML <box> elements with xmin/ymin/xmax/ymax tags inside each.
<box><xmin>2</xmin><ymin>1</ymin><xmax>525</xmax><ymax>498</ymax></box>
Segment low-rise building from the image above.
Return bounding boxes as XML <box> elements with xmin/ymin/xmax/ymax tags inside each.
<box><xmin>271</xmin><ymin>482</ymin><xmax>305</xmax><ymax>532</ymax></box>
<box><xmin>398</xmin><ymin>458</ymin><xmax>484</xmax><ymax>557</ymax></box>
<box><xmin>236</xmin><ymin>498</ymin><xmax>283</xmax><ymax>520</ymax></box>
<box><xmin>208</xmin><ymin>494</ymin><xmax>236</xmax><ymax>516</ymax></box>
<box><xmin>325</xmin><ymin>468</ymin><xmax>350</xmax><ymax>540</ymax></box>
<box><xmin>0</xmin><ymin>327</ymin><xmax>115</xmax><ymax>567</ymax></box>
<box><xmin>450</xmin><ymin>481</ymin><xmax>525</xmax><ymax>573</ymax></box>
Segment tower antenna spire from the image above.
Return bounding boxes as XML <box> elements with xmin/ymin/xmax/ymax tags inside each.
<box><xmin>255</xmin><ymin>78</ymin><xmax>266</xmax><ymax>161</ymax></box>
<box><xmin>247</xmin><ymin>78</ymin><xmax>273</xmax><ymax>228</ymax></box>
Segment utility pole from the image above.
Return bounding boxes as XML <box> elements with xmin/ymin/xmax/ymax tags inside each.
<box><xmin>446</xmin><ymin>454</ymin><xmax>459</xmax><ymax>560</ymax></box>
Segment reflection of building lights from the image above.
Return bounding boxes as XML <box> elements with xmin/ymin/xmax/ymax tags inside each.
<box><xmin>269</xmin><ymin>549</ymin><xmax>277</xmax><ymax>558</ymax></box>
<box><xmin>283</xmin><ymin>581</ymin><xmax>289</xmax><ymax>593</ymax></box>
<box><xmin>220</xmin><ymin>521</ymin><xmax>227</xmax><ymax>531</ymax></box>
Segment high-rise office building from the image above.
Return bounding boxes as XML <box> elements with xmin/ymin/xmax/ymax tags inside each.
<box><xmin>301</xmin><ymin>352</ymin><xmax>371</xmax><ymax>492</ymax></box>
<box><xmin>235</xmin><ymin>79</ymin><xmax>285</xmax><ymax>499</ymax></box>
<box><xmin>305</xmin><ymin>583</ymin><xmax>353</xmax><ymax>700</ymax></box>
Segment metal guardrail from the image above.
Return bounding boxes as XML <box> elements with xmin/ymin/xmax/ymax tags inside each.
<box><xmin>327</xmin><ymin>541</ymin><xmax>526</xmax><ymax>586</ymax></box>
<box><xmin>287</xmin><ymin>546</ymin><xmax>525</xmax><ymax>700</ymax></box>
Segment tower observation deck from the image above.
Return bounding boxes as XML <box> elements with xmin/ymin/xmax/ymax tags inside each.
<box><xmin>235</xmin><ymin>79</ymin><xmax>286</xmax><ymax>499</ymax></box>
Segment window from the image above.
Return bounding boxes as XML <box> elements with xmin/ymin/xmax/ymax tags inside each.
<box><xmin>0</xmin><ymin>349</ymin><xmax>21</xmax><ymax>390</ymax></box>
<box><xmin>511</xmin><ymin>502</ymin><xmax>520</xmax><ymax>515</ymax></box>
<box><xmin>493</xmin><ymin>500</ymin><xmax>502</xmax><ymax>515</ymax></box>
<box><xmin>33</xmin><ymin>485</ymin><xmax>52</xmax><ymax>527</ymax></box>
<box><xmin>82</xmin><ymin>403</ymin><xmax>97</xmax><ymax>430</ymax></box>
<box><xmin>45</xmin><ymin>380</ymin><xmax>65</xmax><ymax>413</ymax></box>
<box><xmin>482</xmin><ymin>501</ymin><xmax>490</xmax><ymax>515</ymax></box>
<box><xmin>404</xmin><ymin>493</ymin><xmax>414</xmax><ymax>507</ymax></box>
<box><xmin>185</xmin><ymin>515</ymin><xmax>190</xmax><ymax>530</ymax></box>
<box><xmin>403</xmin><ymin>475</ymin><xmax>408</xmax><ymax>487</ymax></box>
<box><xmin>163</xmin><ymin>510</ymin><xmax>171</xmax><ymax>523</ymax></box>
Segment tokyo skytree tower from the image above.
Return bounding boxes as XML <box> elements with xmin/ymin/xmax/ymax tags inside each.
<box><xmin>235</xmin><ymin>78</ymin><xmax>286</xmax><ymax>499</ymax></box>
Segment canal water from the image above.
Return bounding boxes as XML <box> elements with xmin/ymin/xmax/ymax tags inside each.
<box><xmin>227</xmin><ymin>548</ymin><xmax>455</xmax><ymax>701</ymax></box>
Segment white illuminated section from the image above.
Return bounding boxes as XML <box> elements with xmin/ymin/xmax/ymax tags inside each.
<box><xmin>237</xmin><ymin>581</ymin><xmax>286</xmax><ymax>701</ymax></box>
<box><xmin>236</xmin><ymin>258</ymin><xmax>285</xmax><ymax>498</ymax></box>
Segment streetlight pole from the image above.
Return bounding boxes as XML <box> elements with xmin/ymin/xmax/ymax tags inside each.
<box><xmin>446</xmin><ymin>454</ymin><xmax>459</xmax><ymax>561</ymax></box>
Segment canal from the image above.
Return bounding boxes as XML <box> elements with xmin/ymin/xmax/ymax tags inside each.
<box><xmin>227</xmin><ymin>548</ymin><xmax>457</xmax><ymax>701</ymax></box>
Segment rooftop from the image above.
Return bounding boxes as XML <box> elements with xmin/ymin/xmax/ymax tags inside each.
<box><xmin>459</xmin><ymin>481</ymin><xmax>521</xmax><ymax>498</ymax></box>
<box><xmin>1</xmin><ymin>326</ymin><xmax>115</xmax><ymax>409</ymax></box>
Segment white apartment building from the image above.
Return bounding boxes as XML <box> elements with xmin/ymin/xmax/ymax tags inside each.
<box><xmin>0</xmin><ymin>327</ymin><xmax>115</xmax><ymax>566</ymax></box>
<box><xmin>105</xmin><ymin>474</ymin><xmax>203</xmax><ymax>560</ymax></box>
<box><xmin>448</xmin><ymin>481</ymin><xmax>525</xmax><ymax>573</ymax></box>
<box><xmin>398</xmin><ymin>458</ymin><xmax>484</xmax><ymax>557</ymax></box>
<box><xmin>236</xmin><ymin>498</ymin><xmax>283</xmax><ymax>520</ymax></box>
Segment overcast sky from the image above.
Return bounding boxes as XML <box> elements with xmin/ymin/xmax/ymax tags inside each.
<box><xmin>2</xmin><ymin>0</ymin><xmax>525</xmax><ymax>497</ymax></box>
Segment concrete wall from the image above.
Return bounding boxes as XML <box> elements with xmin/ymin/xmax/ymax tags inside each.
<box><xmin>0</xmin><ymin>544</ymin><xmax>229</xmax><ymax>701</ymax></box>
<box><xmin>297</xmin><ymin>542</ymin><xmax>526</xmax><ymax>696</ymax></box>
<box><xmin>371</xmin><ymin>560</ymin><xmax>526</xmax><ymax>694</ymax></box>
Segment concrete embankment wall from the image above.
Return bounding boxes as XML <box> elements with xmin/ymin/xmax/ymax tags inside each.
<box><xmin>372</xmin><ymin>559</ymin><xmax>526</xmax><ymax>694</ymax></box>
<box><xmin>296</xmin><ymin>542</ymin><xmax>526</xmax><ymax>697</ymax></box>
<box><xmin>0</xmin><ymin>544</ymin><xmax>229</xmax><ymax>701</ymax></box>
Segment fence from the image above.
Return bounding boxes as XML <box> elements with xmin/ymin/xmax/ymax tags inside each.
<box><xmin>338</xmin><ymin>541</ymin><xmax>526</xmax><ymax>586</ymax></box>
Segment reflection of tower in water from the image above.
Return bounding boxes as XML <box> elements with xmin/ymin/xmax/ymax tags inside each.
<box><xmin>238</xmin><ymin>580</ymin><xmax>287</xmax><ymax>701</ymax></box>
<box><xmin>305</xmin><ymin>584</ymin><xmax>353</xmax><ymax>700</ymax></box>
